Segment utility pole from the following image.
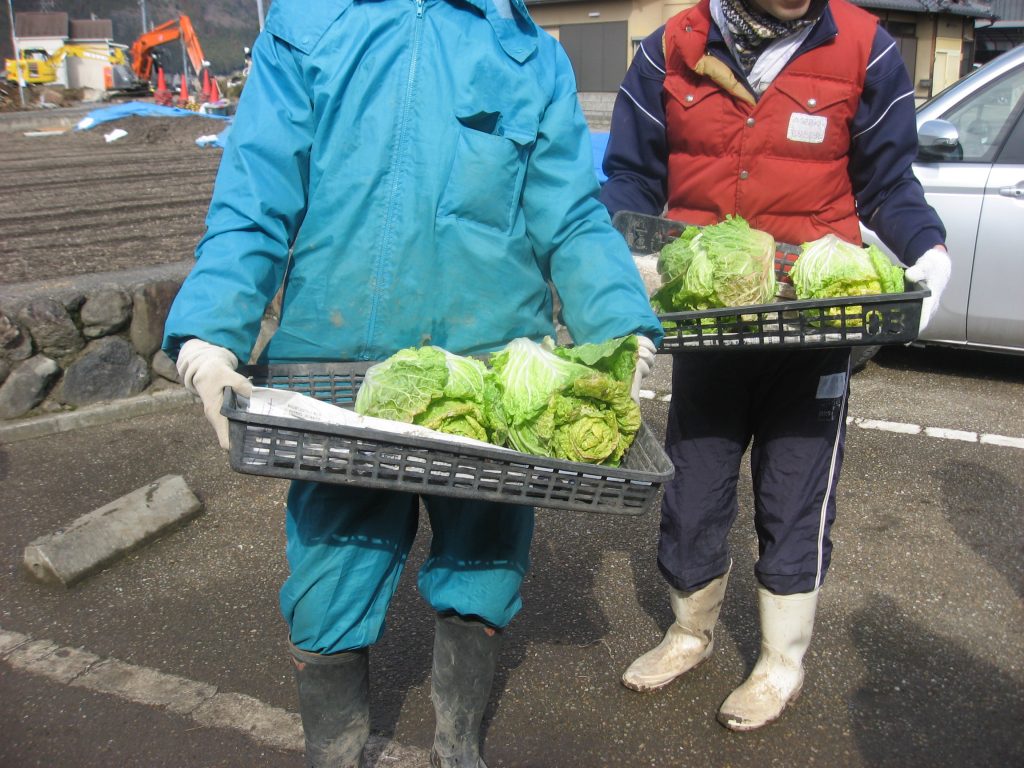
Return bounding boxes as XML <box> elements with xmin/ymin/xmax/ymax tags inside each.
<box><xmin>139</xmin><ymin>0</ymin><xmax>148</xmax><ymax>34</ymax></box>
<box><xmin>256</xmin><ymin>0</ymin><xmax>265</xmax><ymax>31</ymax></box>
<box><xmin>6</xmin><ymin>0</ymin><xmax>25</xmax><ymax>108</ymax></box>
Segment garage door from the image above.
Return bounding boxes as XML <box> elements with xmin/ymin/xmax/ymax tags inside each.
<box><xmin>558</xmin><ymin>21</ymin><xmax>627</xmax><ymax>93</ymax></box>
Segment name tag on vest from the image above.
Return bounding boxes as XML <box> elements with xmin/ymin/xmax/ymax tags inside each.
<box><xmin>787</xmin><ymin>113</ymin><xmax>827</xmax><ymax>144</ymax></box>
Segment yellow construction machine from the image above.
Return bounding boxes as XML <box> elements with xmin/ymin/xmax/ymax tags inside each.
<box><xmin>5</xmin><ymin>43</ymin><xmax>137</xmax><ymax>88</ymax></box>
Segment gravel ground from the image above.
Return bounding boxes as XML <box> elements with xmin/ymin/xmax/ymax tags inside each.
<box><xmin>0</xmin><ymin>115</ymin><xmax>223</xmax><ymax>284</ymax></box>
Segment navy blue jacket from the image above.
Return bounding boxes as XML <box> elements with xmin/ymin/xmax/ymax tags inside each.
<box><xmin>599</xmin><ymin>6</ymin><xmax>945</xmax><ymax>264</ymax></box>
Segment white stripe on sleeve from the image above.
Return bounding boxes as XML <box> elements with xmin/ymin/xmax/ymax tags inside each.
<box><xmin>640</xmin><ymin>42</ymin><xmax>666</xmax><ymax>75</ymax></box>
<box><xmin>867</xmin><ymin>41</ymin><xmax>897</xmax><ymax>71</ymax></box>
<box><xmin>620</xmin><ymin>85</ymin><xmax>665</xmax><ymax>129</ymax></box>
<box><xmin>851</xmin><ymin>90</ymin><xmax>914</xmax><ymax>140</ymax></box>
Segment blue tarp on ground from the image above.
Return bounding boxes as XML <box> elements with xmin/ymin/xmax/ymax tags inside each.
<box><xmin>74</xmin><ymin>101</ymin><xmax>232</xmax><ymax>148</ymax></box>
<box><xmin>74</xmin><ymin>101</ymin><xmax>231</xmax><ymax>131</ymax></box>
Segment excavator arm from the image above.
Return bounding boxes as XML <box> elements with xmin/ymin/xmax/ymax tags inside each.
<box><xmin>129</xmin><ymin>15</ymin><xmax>208</xmax><ymax>82</ymax></box>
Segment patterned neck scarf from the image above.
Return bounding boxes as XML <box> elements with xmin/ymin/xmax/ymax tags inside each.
<box><xmin>719</xmin><ymin>0</ymin><xmax>820</xmax><ymax>72</ymax></box>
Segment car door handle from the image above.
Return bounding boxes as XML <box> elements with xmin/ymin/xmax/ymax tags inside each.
<box><xmin>998</xmin><ymin>184</ymin><xmax>1024</xmax><ymax>199</ymax></box>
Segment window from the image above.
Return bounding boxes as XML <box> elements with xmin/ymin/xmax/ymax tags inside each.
<box><xmin>938</xmin><ymin>64</ymin><xmax>1024</xmax><ymax>163</ymax></box>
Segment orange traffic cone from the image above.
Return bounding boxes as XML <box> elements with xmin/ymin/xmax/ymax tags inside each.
<box><xmin>201</xmin><ymin>68</ymin><xmax>211</xmax><ymax>102</ymax></box>
<box><xmin>179</xmin><ymin>71</ymin><xmax>189</xmax><ymax>106</ymax></box>
<box><xmin>209</xmin><ymin>76</ymin><xmax>221</xmax><ymax>103</ymax></box>
<box><xmin>154</xmin><ymin>67</ymin><xmax>172</xmax><ymax>106</ymax></box>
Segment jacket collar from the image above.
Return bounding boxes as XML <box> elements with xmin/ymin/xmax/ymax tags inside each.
<box><xmin>458</xmin><ymin>0</ymin><xmax>538</xmax><ymax>63</ymax></box>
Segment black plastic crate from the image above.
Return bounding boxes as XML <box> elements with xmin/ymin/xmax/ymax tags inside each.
<box><xmin>222</xmin><ymin>363</ymin><xmax>674</xmax><ymax>515</ymax></box>
<box><xmin>613</xmin><ymin>211</ymin><xmax>928</xmax><ymax>352</ymax></box>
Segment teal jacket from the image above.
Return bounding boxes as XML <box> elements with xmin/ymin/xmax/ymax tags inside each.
<box><xmin>163</xmin><ymin>0</ymin><xmax>662</xmax><ymax>362</ymax></box>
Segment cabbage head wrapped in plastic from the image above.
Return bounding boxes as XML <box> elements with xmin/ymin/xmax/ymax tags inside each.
<box><xmin>354</xmin><ymin>346</ymin><xmax>507</xmax><ymax>445</ymax></box>
<box><xmin>651</xmin><ymin>215</ymin><xmax>777</xmax><ymax>314</ymax></box>
<box><xmin>489</xmin><ymin>337</ymin><xmax>640</xmax><ymax>467</ymax></box>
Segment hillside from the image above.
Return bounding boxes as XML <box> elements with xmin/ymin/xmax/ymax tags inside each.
<box><xmin>3</xmin><ymin>0</ymin><xmax>272</xmax><ymax>75</ymax></box>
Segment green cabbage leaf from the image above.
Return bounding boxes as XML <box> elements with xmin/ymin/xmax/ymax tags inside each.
<box><xmin>651</xmin><ymin>216</ymin><xmax>777</xmax><ymax>314</ymax></box>
<box><xmin>489</xmin><ymin>337</ymin><xmax>640</xmax><ymax>466</ymax></box>
<box><xmin>354</xmin><ymin>346</ymin><xmax>507</xmax><ymax>444</ymax></box>
<box><xmin>551</xmin><ymin>334</ymin><xmax>639</xmax><ymax>385</ymax></box>
<box><xmin>791</xmin><ymin>235</ymin><xmax>905</xmax><ymax>326</ymax></box>
<box><xmin>792</xmin><ymin>235</ymin><xmax>905</xmax><ymax>299</ymax></box>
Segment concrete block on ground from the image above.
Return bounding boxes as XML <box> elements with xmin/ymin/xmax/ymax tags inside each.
<box><xmin>22</xmin><ymin>474</ymin><xmax>203</xmax><ymax>587</ymax></box>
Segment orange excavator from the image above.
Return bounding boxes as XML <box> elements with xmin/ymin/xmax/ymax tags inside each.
<box><xmin>129</xmin><ymin>15</ymin><xmax>208</xmax><ymax>83</ymax></box>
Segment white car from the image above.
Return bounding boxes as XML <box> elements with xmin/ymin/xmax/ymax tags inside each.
<box><xmin>861</xmin><ymin>44</ymin><xmax>1024</xmax><ymax>358</ymax></box>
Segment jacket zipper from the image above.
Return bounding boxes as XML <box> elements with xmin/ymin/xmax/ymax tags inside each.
<box><xmin>363</xmin><ymin>0</ymin><xmax>426</xmax><ymax>359</ymax></box>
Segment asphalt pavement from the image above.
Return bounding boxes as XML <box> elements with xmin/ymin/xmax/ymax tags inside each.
<box><xmin>2</xmin><ymin>345</ymin><xmax>1023</xmax><ymax>767</ymax></box>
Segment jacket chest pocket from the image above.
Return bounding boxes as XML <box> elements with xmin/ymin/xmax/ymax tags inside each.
<box><xmin>663</xmin><ymin>73</ymin><xmax>733</xmax><ymax>157</ymax></box>
<box><xmin>762</xmin><ymin>75</ymin><xmax>857</xmax><ymax>161</ymax></box>
<box><xmin>437</xmin><ymin>113</ymin><xmax>536</xmax><ymax>233</ymax></box>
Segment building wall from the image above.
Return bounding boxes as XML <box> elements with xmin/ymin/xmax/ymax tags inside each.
<box><xmin>66</xmin><ymin>55</ymin><xmax>111</xmax><ymax>93</ymax></box>
<box><xmin>529</xmin><ymin>0</ymin><xmax>697</xmax><ymax>69</ymax></box>
<box><xmin>933</xmin><ymin>17</ymin><xmax>970</xmax><ymax>94</ymax></box>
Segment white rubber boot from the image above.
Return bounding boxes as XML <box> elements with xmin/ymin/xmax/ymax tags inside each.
<box><xmin>621</xmin><ymin>565</ymin><xmax>731</xmax><ymax>692</ymax></box>
<box><xmin>717</xmin><ymin>586</ymin><xmax>819</xmax><ymax>732</ymax></box>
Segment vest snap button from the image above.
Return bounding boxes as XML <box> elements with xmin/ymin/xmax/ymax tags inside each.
<box><xmin>739</xmin><ymin>170</ymin><xmax>749</xmax><ymax>180</ymax></box>
<box><xmin>685</xmin><ymin>94</ymin><xmax>695</xmax><ymax>103</ymax></box>
<box><xmin>807</xmin><ymin>98</ymin><xmax>818</xmax><ymax>108</ymax></box>
<box><xmin>746</xmin><ymin>117</ymin><xmax>755</xmax><ymax>127</ymax></box>
<box><xmin>685</xmin><ymin>25</ymin><xmax>693</xmax><ymax>32</ymax></box>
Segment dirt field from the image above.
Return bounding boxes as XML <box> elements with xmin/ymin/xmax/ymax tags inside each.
<box><xmin>1</xmin><ymin>114</ymin><xmax>224</xmax><ymax>284</ymax></box>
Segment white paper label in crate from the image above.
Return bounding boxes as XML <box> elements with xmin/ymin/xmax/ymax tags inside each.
<box><xmin>246</xmin><ymin>388</ymin><xmax>512</xmax><ymax>451</ymax></box>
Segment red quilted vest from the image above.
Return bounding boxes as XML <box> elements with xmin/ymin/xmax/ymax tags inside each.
<box><xmin>662</xmin><ymin>0</ymin><xmax>878</xmax><ymax>245</ymax></box>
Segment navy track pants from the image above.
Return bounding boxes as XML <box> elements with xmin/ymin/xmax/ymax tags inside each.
<box><xmin>658</xmin><ymin>347</ymin><xmax>851</xmax><ymax>595</ymax></box>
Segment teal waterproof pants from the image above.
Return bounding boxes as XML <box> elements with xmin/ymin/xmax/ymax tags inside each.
<box><xmin>281</xmin><ymin>481</ymin><xmax>534</xmax><ymax>655</ymax></box>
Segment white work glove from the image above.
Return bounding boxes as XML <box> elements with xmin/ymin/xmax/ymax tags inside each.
<box><xmin>630</xmin><ymin>335</ymin><xmax>658</xmax><ymax>402</ymax></box>
<box><xmin>176</xmin><ymin>338</ymin><xmax>253</xmax><ymax>450</ymax></box>
<box><xmin>905</xmin><ymin>247</ymin><xmax>951</xmax><ymax>335</ymax></box>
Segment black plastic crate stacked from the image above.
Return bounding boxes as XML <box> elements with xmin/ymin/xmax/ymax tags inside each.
<box><xmin>222</xmin><ymin>363</ymin><xmax>674</xmax><ymax>515</ymax></box>
<box><xmin>613</xmin><ymin>211</ymin><xmax>928</xmax><ymax>352</ymax></box>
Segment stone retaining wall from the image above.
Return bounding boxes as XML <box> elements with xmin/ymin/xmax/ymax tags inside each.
<box><xmin>577</xmin><ymin>92</ymin><xmax>616</xmax><ymax>131</ymax></box>
<box><xmin>0</xmin><ymin>263</ymin><xmax>192</xmax><ymax>421</ymax></box>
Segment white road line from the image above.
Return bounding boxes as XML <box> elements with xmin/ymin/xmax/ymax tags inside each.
<box><xmin>850</xmin><ymin>417</ymin><xmax>921</xmax><ymax>435</ymax></box>
<box><xmin>638</xmin><ymin>392</ymin><xmax>1023</xmax><ymax>449</ymax></box>
<box><xmin>981</xmin><ymin>434</ymin><xmax>1024</xmax><ymax>449</ymax></box>
<box><xmin>855</xmin><ymin>418</ymin><xmax>1022</xmax><ymax>447</ymax></box>
<box><xmin>0</xmin><ymin>627</ymin><xmax>428</xmax><ymax>765</ymax></box>
<box><xmin>924</xmin><ymin>426</ymin><xmax>978</xmax><ymax>442</ymax></box>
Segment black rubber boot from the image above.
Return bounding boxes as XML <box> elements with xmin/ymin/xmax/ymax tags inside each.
<box><xmin>289</xmin><ymin>641</ymin><xmax>370</xmax><ymax>768</ymax></box>
<box><xmin>429</xmin><ymin>613</ymin><xmax>502</xmax><ymax>768</ymax></box>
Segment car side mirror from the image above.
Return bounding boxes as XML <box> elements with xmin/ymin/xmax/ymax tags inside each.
<box><xmin>918</xmin><ymin>119</ymin><xmax>961</xmax><ymax>161</ymax></box>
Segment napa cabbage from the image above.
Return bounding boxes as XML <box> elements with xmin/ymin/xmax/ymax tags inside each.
<box><xmin>651</xmin><ymin>216</ymin><xmax>777</xmax><ymax>314</ymax></box>
<box><xmin>354</xmin><ymin>346</ymin><xmax>507</xmax><ymax>444</ymax></box>
<box><xmin>489</xmin><ymin>337</ymin><xmax>640</xmax><ymax>467</ymax></box>
<box><xmin>792</xmin><ymin>235</ymin><xmax>905</xmax><ymax>298</ymax></box>
<box><xmin>791</xmin><ymin>235</ymin><xmax>905</xmax><ymax>326</ymax></box>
